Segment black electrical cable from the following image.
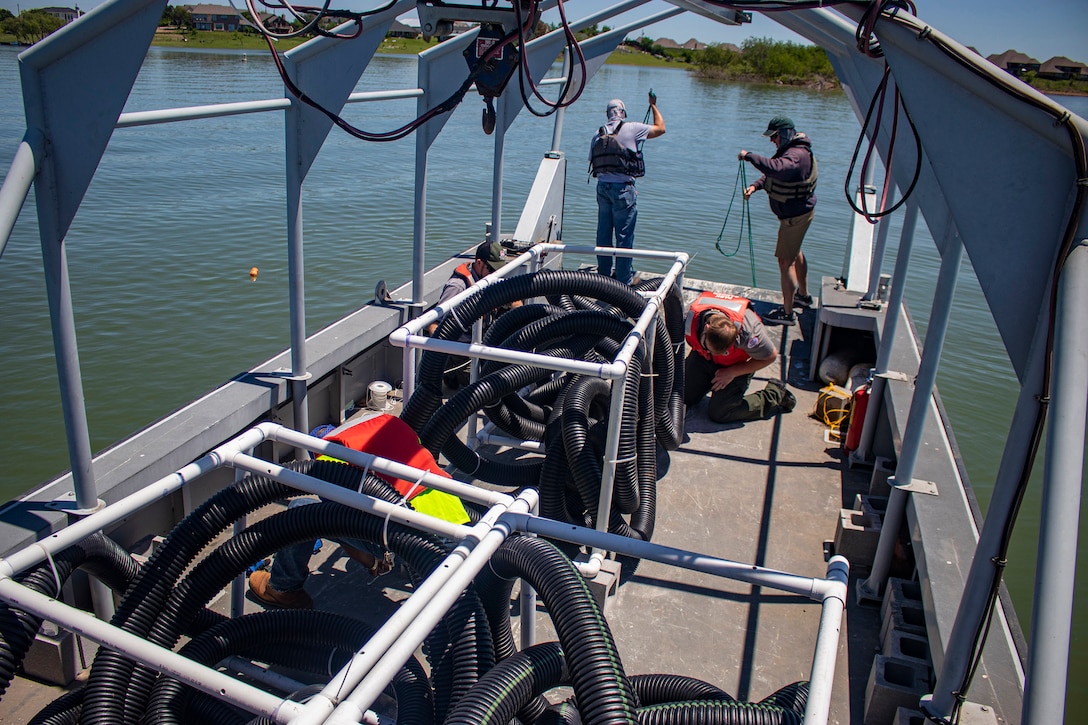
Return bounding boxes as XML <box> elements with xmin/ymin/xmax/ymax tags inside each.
<box><xmin>515</xmin><ymin>0</ymin><xmax>588</xmax><ymax>117</ymax></box>
<box><xmin>255</xmin><ymin>5</ymin><xmax>526</xmax><ymax>143</ymax></box>
<box><xmin>842</xmin><ymin>63</ymin><xmax>922</xmax><ymax>221</ymax></box>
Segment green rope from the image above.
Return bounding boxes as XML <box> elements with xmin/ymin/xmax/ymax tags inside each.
<box><xmin>714</xmin><ymin>160</ymin><xmax>758</xmax><ymax>287</ymax></box>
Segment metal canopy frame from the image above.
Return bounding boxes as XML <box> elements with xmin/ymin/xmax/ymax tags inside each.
<box><xmin>0</xmin><ymin>1</ymin><xmax>1085</xmax><ymax>723</ymax></box>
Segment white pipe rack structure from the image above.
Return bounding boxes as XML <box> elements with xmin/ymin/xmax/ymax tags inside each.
<box><xmin>0</xmin><ymin>422</ymin><xmax>848</xmax><ymax>725</ymax></box>
<box><xmin>390</xmin><ymin>242</ymin><xmax>689</xmax><ymax>576</ymax></box>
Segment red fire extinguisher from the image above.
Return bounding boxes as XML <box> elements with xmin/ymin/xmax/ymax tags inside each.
<box><xmin>845</xmin><ymin>383</ymin><xmax>870</xmax><ymax>452</ymax></box>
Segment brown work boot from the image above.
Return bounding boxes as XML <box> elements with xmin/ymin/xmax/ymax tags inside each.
<box><xmin>248</xmin><ymin>569</ymin><xmax>312</xmax><ymax>609</ymax></box>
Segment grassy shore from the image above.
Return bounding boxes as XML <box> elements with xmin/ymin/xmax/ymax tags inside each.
<box><xmin>5</xmin><ymin>30</ymin><xmax>1082</xmax><ymax>94</ymax></box>
<box><xmin>145</xmin><ymin>30</ymin><xmax>680</xmax><ymax>68</ymax></box>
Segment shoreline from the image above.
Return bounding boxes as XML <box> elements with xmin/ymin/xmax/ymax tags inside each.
<box><xmin>5</xmin><ymin>34</ymin><xmax>1083</xmax><ymax>97</ymax></box>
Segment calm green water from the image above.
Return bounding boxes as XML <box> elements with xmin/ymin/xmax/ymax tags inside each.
<box><xmin>1</xmin><ymin>45</ymin><xmax>1086</xmax><ymax>708</ymax></box>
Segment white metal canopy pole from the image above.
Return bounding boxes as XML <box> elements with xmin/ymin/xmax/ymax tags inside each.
<box><xmin>858</xmin><ymin>235</ymin><xmax>963</xmax><ymax>602</ymax></box>
<box><xmin>851</xmin><ymin>200</ymin><xmax>919</xmax><ymax>464</ymax></box>
<box><xmin>1021</xmin><ymin>240</ymin><xmax>1088</xmax><ymax>725</ymax></box>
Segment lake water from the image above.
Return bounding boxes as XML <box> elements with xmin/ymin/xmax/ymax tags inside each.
<box><xmin>1</xmin><ymin>44</ymin><xmax>1086</xmax><ymax>709</ymax></box>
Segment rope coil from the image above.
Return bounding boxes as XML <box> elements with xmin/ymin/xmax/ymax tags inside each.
<box><xmin>714</xmin><ymin>160</ymin><xmax>758</xmax><ymax>287</ymax></box>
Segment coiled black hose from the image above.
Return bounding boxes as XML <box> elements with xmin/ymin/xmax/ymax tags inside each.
<box><xmin>633</xmin><ymin>681</ymin><xmax>809</xmax><ymax>725</ymax></box>
<box><xmin>421</xmin><ymin>341</ymin><xmax>598</xmax><ymax>486</ymax></box>
<box><xmin>479</xmin><ymin>310</ymin><xmax>633</xmax><ymax>444</ymax></box>
<box><xmin>444</xmin><ymin>641</ymin><xmax>568</xmax><ymax>725</ymax></box>
<box><xmin>629</xmin><ymin>673</ymin><xmax>734</xmax><ymax>705</ymax></box>
<box><xmin>133</xmin><ymin>503</ymin><xmax>450</xmax><ymax>723</ymax></box>
<box><xmin>420</xmin><ymin>362</ymin><xmax>550</xmax><ymax>484</ymax></box>
<box><xmin>0</xmin><ymin>532</ymin><xmax>138</xmax><ymax>701</ymax></box>
<box><xmin>562</xmin><ymin>375</ymin><xmax>638</xmax><ymax>514</ymax></box>
<box><xmin>141</xmin><ymin>609</ymin><xmax>433</xmax><ymax>725</ymax></box>
<box><xmin>636</xmin><ymin>701</ymin><xmax>803</xmax><ymax>724</ymax></box>
<box><xmin>28</xmin><ymin>687</ymin><xmax>84</xmax><ymax>725</ymax></box>
<box><xmin>633</xmin><ymin>276</ymin><xmax>686</xmax><ymax>451</ymax></box>
<box><xmin>537</xmin><ymin>700</ymin><xmax>585</xmax><ymax>724</ymax></box>
<box><xmin>483</xmin><ymin>535</ymin><xmax>639</xmax><ymax>725</ymax></box>
<box><xmin>481</xmin><ymin>302</ymin><xmax>568</xmax><ymax>350</ymax></box>
<box><xmin>78</xmin><ymin>465</ymin><xmax>422</xmax><ymax>725</ymax></box>
<box><xmin>403</xmin><ymin>270</ymin><xmax>650</xmax><ymax>433</ymax></box>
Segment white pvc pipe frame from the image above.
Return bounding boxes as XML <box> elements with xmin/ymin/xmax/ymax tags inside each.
<box><xmin>0</xmin><ymin>422</ymin><xmax>848</xmax><ymax>725</ymax></box>
<box><xmin>389</xmin><ymin>242</ymin><xmax>689</xmax><ymax>577</ymax></box>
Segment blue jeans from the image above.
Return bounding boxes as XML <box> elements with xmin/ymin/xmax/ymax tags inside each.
<box><xmin>269</xmin><ymin>498</ymin><xmax>385</xmax><ymax>592</ymax></box>
<box><xmin>595</xmin><ymin>181</ymin><xmax>637</xmax><ymax>284</ymax></box>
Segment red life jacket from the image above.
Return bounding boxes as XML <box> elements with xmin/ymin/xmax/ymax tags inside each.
<box><xmin>452</xmin><ymin>262</ymin><xmax>474</xmax><ymax>287</ymax></box>
<box><xmin>324</xmin><ymin>414</ymin><xmax>450</xmax><ymax>500</ymax></box>
<box><xmin>685</xmin><ymin>291</ymin><xmax>751</xmax><ymax>367</ymax></box>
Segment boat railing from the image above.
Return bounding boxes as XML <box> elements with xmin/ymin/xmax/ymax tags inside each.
<box><xmin>0</xmin><ymin>420</ymin><xmax>849</xmax><ymax>725</ymax></box>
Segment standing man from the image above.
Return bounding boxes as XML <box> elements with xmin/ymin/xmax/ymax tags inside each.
<box><xmin>739</xmin><ymin>116</ymin><xmax>817</xmax><ymax>325</ymax></box>
<box><xmin>684</xmin><ymin>291</ymin><xmax>795</xmax><ymax>423</ymax></box>
<box><xmin>589</xmin><ymin>93</ymin><xmax>666</xmax><ymax>285</ymax></box>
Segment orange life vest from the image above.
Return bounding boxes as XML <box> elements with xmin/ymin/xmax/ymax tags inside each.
<box><xmin>324</xmin><ymin>414</ymin><xmax>450</xmax><ymax>500</ymax></box>
<box><xmin>685</xmin><ymin>291</ymin><xmax>751</xmax><ymax>368</ymax></box>
<box><xmin>452</xmin><ymin>262</ymin><xmax>474</xmax><ymax>287</ymax></box>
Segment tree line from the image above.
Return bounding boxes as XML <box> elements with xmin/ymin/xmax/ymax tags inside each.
<box><xmin>0</xmin><ymin>8</ymin><xmax>65</xmax><ymax>45</ymax></box>
<box><xmin>627</xmin><ymin>35</ymin><xmax>838</xmax><ymax>87</ymax></box>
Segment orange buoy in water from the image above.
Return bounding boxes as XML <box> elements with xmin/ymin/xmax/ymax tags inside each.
<box><xmin>249</xmin><ymin>267</ymin><xmax>259</xmax><ymax>281</ymax></box>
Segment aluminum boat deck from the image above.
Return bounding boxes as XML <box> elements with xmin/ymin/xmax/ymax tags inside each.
<box><xmin>0</xmin><ymin>280</ymin><xmax>888</xmax><ymax>724</ymax></box>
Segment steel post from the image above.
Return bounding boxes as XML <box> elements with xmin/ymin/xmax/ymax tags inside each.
<box><xmin>284</xmin><ymin>118</ymin><xmax>311</xmax><ymax>450</ymax></box>
<box><xmin>854</xmin><ymin>200</ymin><xmax>919</xmax><ymax>461</ymax></box>
<box><xmin>863</xmin><ymin>187</ymin><xmax>897</xmax><ymax>300</ymax></box>
<box><xmin>1021</xmin><ymin>240</ymin><xmax>1088</xmax><ymax>724</ymax></box>
<box><xmin>859</xmin><ymin>235</ymin><xmax>963</xmax><ymax>600</ymax></box>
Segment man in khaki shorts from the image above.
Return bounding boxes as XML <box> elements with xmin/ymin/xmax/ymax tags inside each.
<box><xmin>739</xmin><ymin>115</ymin><xmax>817</xmax><ymax>326</ymax></box>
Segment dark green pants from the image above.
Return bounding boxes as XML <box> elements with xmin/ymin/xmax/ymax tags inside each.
<box><xmin>684</xmin><ymin>351</ymin><xmax>785</xmax><ymax>423</ymax></box>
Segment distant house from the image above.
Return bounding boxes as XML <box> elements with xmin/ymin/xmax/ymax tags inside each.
<box><xmin>387</xmin><ymin>20</ymin><xmax>420</xmax><ymax>39</ymax></box>
<box><xmin>1038</xmin><ymin>56</ymin><xmax>1087</xmax><ymax>81</ymax></box>
<box><xmin>652</xmin><ymin>37</ymin><xmax>706</xmax><ymax>52</ymax></box>
<box><xmin>40</xmin><ymin>6</ymin><xmax>80</xmax><ymax>23</ymax></box>
<box><xmin>434</xmin><ymin>21</ymin><xmax>476</xmax><ymax>41</ymax></box>
<box><xmin>706</xmin><ymin>42</ymin><xmax>742</xmax><ymax>54</ymax></box>
<box><xmin>188</xmin><ymin>4</ymin><xmax>243</xmax><ymax>32</ymax></box>
<box><xmin>986</xmin><ymin>50</ymin><xmax>1040</xmax><ymax>77</ymax></box>
<box><xmin>256</xmin><ymin>13</ymin><xmax>292</xmax><ymax>33</ymax></box>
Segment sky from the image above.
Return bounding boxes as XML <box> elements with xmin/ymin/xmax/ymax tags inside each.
<box><xmin>1</xmin><ymin>0</ymin><xmax>1084</xmax><ymax>62</ymax></box>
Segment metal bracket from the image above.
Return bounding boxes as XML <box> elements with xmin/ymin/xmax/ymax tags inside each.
<box><xmin>45</xmin><ymin>491</ymin><xmax>106</xmax><ymax>516</ymax></box>
<box><xmin>374</xmin><ymin>280</ymin><xmax>425</xmax><ymax>309</ymax></box>
<box><xmin>887</xmin><ymin>476</ymin><xmax>938</xmax><ymax>496</ymax></box>
<box><xmin>416</xmin><ymin>0</ymin><xmax>530</xmax><ymax>40</ymax></box>
<box><xmin>875</xmin><ymin>370</ymin><xmax>910</xmax><ymax>383</ymax></box>
<box><xmin>275</xmin><ymin>368</ymin><xmax>313</xmax><ymax>383</ymax></box>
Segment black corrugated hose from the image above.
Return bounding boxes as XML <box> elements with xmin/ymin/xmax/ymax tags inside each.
<box><xmin>479</xmin><ymin>534</ymin><xmax>640</xmax><ymax>725</ymax></box>
<box><xmin>76</xmin><ymin>463</ymin><xmax>422</xmax><ymax>725</ymax></box>
<box><xmin>444</xmin><ymin>641</ymin><xmax>568</xmax><ymax>725</ymax></box>
<box><xmin>0</xmin><ymin>531</ymin><xmax>139</xmax><ymax>699</ymax></box>
<box><xmin>629</xmin><ymin>673</ymin><xmax>734</xmax><ymax>705</ymax></box>
<box><xmin>78</xmin><ymin>460</ymin><xmax>328</xmax><ymax>723</ymax></box>
<box><xmin>141</xmin><ymin>609</ymin><xmax>433</xmax><ymax>725</ymax></box>
<box><xmin>633</xmin><ymin>681</ymin><xmax>809</xmax><ymax>724</ymax></box>
<box><xmin>118</xmin><ymin>501</ymin><xmax>452</xmax><ymax>724</ymax></box>
<box><xmin>402</xmin><ymin>270</ymin><xmax>650</xmax><ymax>433</ymax></box>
